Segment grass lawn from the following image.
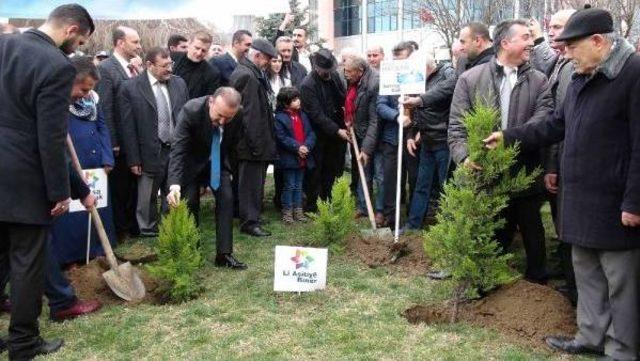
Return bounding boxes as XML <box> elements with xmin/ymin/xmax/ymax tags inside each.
<box><xmin>0</xmin><ymin>177</ymin><xmax>590</xmax><ymax>360</ymax></box>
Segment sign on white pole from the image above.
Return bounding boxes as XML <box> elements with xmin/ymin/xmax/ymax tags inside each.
<box><xmin>379</xmin><ymin>57</ymin><xmax>427</xmax><ymax>96</ymax></box>
<box><xmin>273</xmin><ymin>246</ymin><xmax>328</xmax><ymax>292</ymax></box>
<box><xmin>69</xmin><ymin>168</ymin><xmax>108</xmax><ymax>212</ymax></box>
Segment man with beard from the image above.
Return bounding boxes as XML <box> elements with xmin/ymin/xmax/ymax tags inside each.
<box><xmin>300</xmin><ymin>49</ymin><xmax>348</xmax><ymax>211</ymax></box>
<box><xmin>167</xmin><ymin>34</ymin><xmax>188</xmax><ymax>53</ymax></box>
<box><xmin>457</xmin><ymin>22</ymin><xmax>495</xmax><ymax>75</ymax></box>
<box><xmin>211</xmin><ymin>30</ymin><xmax>252</xmax><ymax>86</ymax></box>
<box><xmin>229</xmin><ymin>39</ymin><xmax>278</xmax><ymax>237</ymax></box>
<box><xmin>275</xmin><ymin>14</ymin><xmax>312</xmax><ymax>71</ymax></box>
<box><xmin>96</xmin><ymin>25</ymin><xmax>142</xmax><ymax>242</ymax></box>
<box><xmin>0</xmin><ymin>4</ymin><xmax>94</xmax><ymax>358</ymax></box>
<box><xmin>119</xmin><ymin>47</ymin><xmax>189</xmax><ymax>237</ymax></box>
<box><xmin>172</xmin><ymin>31</ymin><xmax>221</xmax><ymax>100</ymax></box>
<box><xmin>448</xmin><ymin>19</ymin><xmax>553</xmax><ymax>283</ymax></box>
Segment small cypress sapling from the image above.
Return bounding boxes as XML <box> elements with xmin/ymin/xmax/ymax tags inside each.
<box><xmin>307</xmin><ymin>177</ymin><xmax>357</xmax><ymax>253</ymax></box>
<box><xmin>148</xmin><ymin>202</ymin><xmax>204</xmax><ymax>302</ymax></box>
<box><xmin>424</xmin><ymin>103</ymin><xmax>541</xmax><ymax>322</ymax></box>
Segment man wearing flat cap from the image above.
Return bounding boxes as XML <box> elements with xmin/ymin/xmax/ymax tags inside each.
<box><xmin>299</xmin><ymin>49</ymin><xmax>348</xmax><ymax>211</ymax></box>
<box><xmin>485</xmin><ymin>8</ymin><xmax>640</xmax><ymax>360</ymax></box>
<box><xmin>229</xmin><ymin>38</ymin><xmax>278</xmax><ymax>237</ymax></box>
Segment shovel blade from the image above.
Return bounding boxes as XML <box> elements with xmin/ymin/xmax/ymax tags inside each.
<box><xmin>360</xmin><ymin>227</ymin><xmax>393</xmax><ymax>240</ymax></box>
<box><xmin>102</xmin><ymin>262</ymin><xmax>146</xmax><ymax>301</ymax></box>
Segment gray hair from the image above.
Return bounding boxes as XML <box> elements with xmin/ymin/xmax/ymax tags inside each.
<box><xmin>601</xmin><ymin>31</ymin><xmax>618</xmax><ymax>44</ymax></box>
<box><xmin>493</xmin><ymin>19</ymin><xmax>529</xmax><ymax>54</ymax></box>
<box><xmin>276</xmin><ymin>36</ymin><xmax>293</xmax><ymax>46</ymax></box>
<box><xmin>344</xmin><ymin>56</ymin><xmax>368</xmax><ymax>72</ymax></box>
<box><xmin>213</xmin><ymin>87</ymin><xmax>242</xmax><ymax>108</ymax></box>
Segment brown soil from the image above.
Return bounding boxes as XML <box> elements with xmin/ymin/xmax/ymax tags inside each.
<box><xmin>403</xmin><ymin>280</ymin><xmax>577</xmax><ymax>349</ymax></box>
<box><xmin>66</xmin><ymin>258</ymin><xmax>164</xmax><ymax>306</ymax></box>
<box><xmin>345</xmin><ymin>233</ymin><xmax>431</xmax><ymax>275</ymax></box>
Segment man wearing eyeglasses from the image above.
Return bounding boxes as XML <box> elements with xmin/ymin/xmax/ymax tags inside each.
<box><xmin>118</xmin><ymin>46</ymin><xmax>189</xmax><ymax>236</ymax></box>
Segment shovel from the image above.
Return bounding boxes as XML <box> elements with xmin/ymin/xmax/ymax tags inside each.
<box><xmin>349</xmin><ymin>126</ymin><xmax>392</xmax><ymax>239</ymax></box>
<box><xmin>66</xmin><ymin>135</ymin><xmax>146</xmax><ymax>301</ymax></box>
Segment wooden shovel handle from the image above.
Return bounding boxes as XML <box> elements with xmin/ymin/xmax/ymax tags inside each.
<box><xmin>66</xmin><ymin>135</ymin><xmax>120</xmax><ymax>271</ymax></box>
<box><xmin>348</xmin><ymin>126</ymin><xmax>377</xmax><ymax>230</ymax></box>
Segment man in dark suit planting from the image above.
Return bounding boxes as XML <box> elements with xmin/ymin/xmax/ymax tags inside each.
<box><xmin>167</xmin><ymin>88</ymin><xmax>247</xmax><ymax>269</ymax></box>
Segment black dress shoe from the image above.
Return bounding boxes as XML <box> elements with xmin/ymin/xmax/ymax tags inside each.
<box><xmin>30</xmin><ymin>338</ymin><xmax>64</xmax><ymax>358</ymax></box>
<box><xmin>241</xmin><ymin>225</ymin><xmax>271</xmax><ymax>237</ymax></box>
<box><xmin>215</xmin><ymin>254</ymin><xmax>247</xmax><ymax>270</ymax></box>
<box><xmin>545</xmin><ymin>336</ymin><xmax>603</xmax><ymax>355</ymax></box>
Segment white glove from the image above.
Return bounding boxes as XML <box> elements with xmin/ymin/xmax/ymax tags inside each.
<box><xmin>167</xmin><ymin>185</ymin><xmax>181</xmax><ymax>207</ymax></box>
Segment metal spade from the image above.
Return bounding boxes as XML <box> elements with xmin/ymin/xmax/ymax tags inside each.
<box><xmin>66</xmin><ymin>135</ymin><xmax>146</xmax><ymax>301</ymax></box>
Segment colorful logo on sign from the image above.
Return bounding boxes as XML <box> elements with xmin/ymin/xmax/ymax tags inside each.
<box><xmin>84</xmin><ymin>170</ymin><xmax>100</xmax><ymax>189</ymax></box>
<box><xmin>290</xmin><ymin>249</ymin><xmax>314</xmax><ymax>269</ymax></box>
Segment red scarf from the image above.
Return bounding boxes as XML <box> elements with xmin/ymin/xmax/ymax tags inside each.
<box><xmin>344</xmin><ymin>83</ymin><xmax>358</xmax><ymax>127</ymax></box>
<box><xmin>287</xmin><ymin>109</ymin><xmax>306</xmax><ymax>167</ymax></box>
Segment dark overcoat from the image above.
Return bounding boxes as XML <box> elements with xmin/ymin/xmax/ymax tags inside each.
<box><xmin>504</xmin><ymin>39</ymin><xmax>640</xmax><ymax>250</ymax></box>
<box><xmin>118</xmin><ymin>71</ymin><xmax>189</xmax><ymax>174</ymax></box>
<box><xmin>0</xmin><ymin>29</ymin><xmax>75</xmax><ymax>225</ymax></box>
<box><xmin>229</xmin><ymin>57</ymin><xmax>278</xmax><ymax>162</ymax></box>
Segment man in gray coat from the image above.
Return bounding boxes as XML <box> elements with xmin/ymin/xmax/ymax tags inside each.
<box><xmin>448</xmin><ymin>19</ymin><xmax>554</xmax><ymax>283</ymax></box>
<box><xmin>485</xmin><ymin>9</ymin><xmax>640</xmax><ymax>360</ymax></box>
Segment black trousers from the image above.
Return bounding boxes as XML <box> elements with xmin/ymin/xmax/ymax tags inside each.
<box><xmin>401</xmin><ymin>143</ymin><xmax>419</xmax><ymax>214</ymax></box>
<box><xmin>549</xmin><ymin>191</ymin><xmax>576</xmax><ymax>292</ymax></box>
<box><xmin>495</xmin><ymin>194</ymin><xmax>548</xmax><ymax>281</ymax></box>
<box><xmin>184</xmin><ymin>171</ymin><xmax>233</xmax><ymax>255</ymax></box>
<box><xmin>0</xmin><ymin>222</ymin><xmax>47</xmax><ymax>360</ymax></box>
<box><xmin>110</xmin><ymin>153</ymin><xmax>138</xmax><ymax>237</ymax></box>
<box><xmin>237</xmin><ymin>160</ymin><xmax>267</xmax><ymax>228</ymax></box>
<box><xmin>273</xmin><ymin>167</ymin><xmax>283</xmax><ymax>210</ymax></box>
<box><xmin>304</xmin><ymin>139</ymin><xmax>346</xmax><ymax>211</ymax></box>
<box><xmin>380</xmin><ymin>142</ymin><xmax>399</xmax><ymax>223</ymax></box>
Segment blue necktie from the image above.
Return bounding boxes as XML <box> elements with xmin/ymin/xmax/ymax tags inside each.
<box><xmin>210</xmin><ymin>128</ymin><xmax>221</xmax><ymax>191</ymax></box>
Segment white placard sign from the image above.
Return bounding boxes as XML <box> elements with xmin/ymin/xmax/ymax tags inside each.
<box><xmin>379</xmin><ymin>57</ymin><xmax>427</xmax><ymax>96</ymax></box>
<box><xmin>274</xmin><ymin>246</ymin><xmax>328</xmax><ymax>292</ymax></box>
<box><xmin>69</xmin><ymin>168</ymin><xmax>108</xmax><ymax>212</ymax></box>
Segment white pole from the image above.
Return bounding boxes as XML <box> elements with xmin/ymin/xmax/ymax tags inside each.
<box><xmin>394</xmin><ymin>99</ymin><xmax>404</xmax><ymax>243</ymax></box>
<box><xmin>86</xmin><ymin>212</ymin><xmax>92</xmax><ymax>265</ymax></box>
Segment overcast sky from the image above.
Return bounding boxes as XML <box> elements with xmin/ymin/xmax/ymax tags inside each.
<box><xmin>0</xmin><ymin>0</ymin><xmax>291</xmax><ymax>31</ymax></box>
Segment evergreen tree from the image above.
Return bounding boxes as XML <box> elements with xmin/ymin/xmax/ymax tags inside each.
<box><xmin>148</xmin><ymin>202</ymin><xmax>205</xmax><ymax>303</ymax></box>
<box><xmin>424</xmin><ymin>103</ymin><xmax>540</xmax><ymax>322</ymax></box>
<box><xmin>307</xmin><ymin>178</ymin><xmax>357</xmax><ymax>254</ymax></box>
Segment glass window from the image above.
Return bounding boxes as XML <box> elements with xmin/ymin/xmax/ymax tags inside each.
<box><xmin>367</xmin><ymin>0</ymin><xmax>398</xmax><ymax>33</ymax></box>
<box><xmin>334</xmin><ymin>0</ymin><xmax>361</xmax><ymax>37</ymax></box>
<box><xmin>402</xmin><ymin>0</ymin><xmax>424</xmax><ymax>30</ymax></box>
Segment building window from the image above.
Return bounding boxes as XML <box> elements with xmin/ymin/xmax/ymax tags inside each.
<box><xmin>402</xmin><ymin>0</ymin><xmax>423</xmax><ymax>30</ymax></box>
<box><xmin>367</xmin><ymin>0</ymin><xmax>398</xmax><ymax>33</ymax></box>
<box><xmin>334</xmin><ymin>0</ymin><xmax>361</xmax><ymax>37</ymax></box>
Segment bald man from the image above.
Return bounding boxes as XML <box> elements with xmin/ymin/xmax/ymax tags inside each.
<box><xmin>366</xmin><ymin>45</ymin><xmax>385</xmax><ymax>70</ymax></box>
<box><xmin>539</xmin><ymin>8</ymin><xmax>577</xmax><ymax>303</ymax></box>
<box><xmin>96</xmin><ymin>25</ymin><xmax>143</xmax><ymax>241</ymax></box>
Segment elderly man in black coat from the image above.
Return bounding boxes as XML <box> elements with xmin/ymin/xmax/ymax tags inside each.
<box><xmin>119</xmin><ymin>47</ymin><xmax>189</xmax><ymax>236</ymax></box>
<box><xmin>485</xmin><ymin>9</ymin><xmax>640</xmax><ymax>360</ymax></box>
<box><xmin>300</xmin><ymin>49</ymin><xmax>348</xmax><ymax>211</ymax></box>
<box><xmin>229</xmin><ymin>39</ymin><xmax>278</xmax><ymax>237</ymax></box>
<box><xmin>0</xmin><ymin>4</ymin><xmax>94</xmax><ymax>358</ymax></box>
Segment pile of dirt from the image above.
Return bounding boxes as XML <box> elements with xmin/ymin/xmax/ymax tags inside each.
<box><xmin>346</xmin><ymin>233</ymin><xmax>431</xmax><ymax>275</ymax></box>
<box><xmin>66</xmin><ymin>258</ymin><xmax>164</xmax><ymax>305</ymax></box>
<box><xmin>403</xmin><ymin>280</ymin><xmax>577</xmax><ymax>348</ymax></box>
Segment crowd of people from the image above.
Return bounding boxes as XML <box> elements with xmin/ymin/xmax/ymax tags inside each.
<box><xmin>0</xmin><ymin>3</ymin><xmax>639</xmax><ymax>360</ymax></box>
